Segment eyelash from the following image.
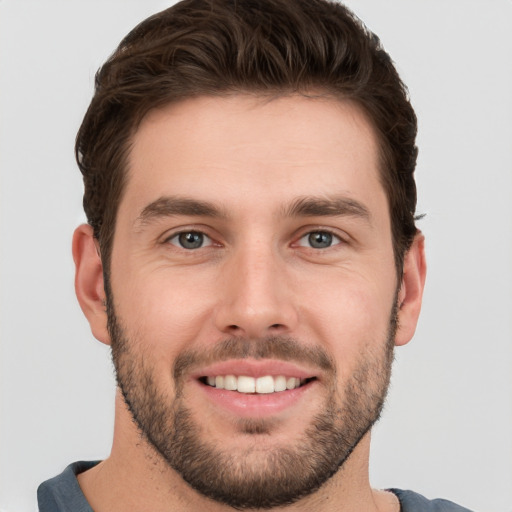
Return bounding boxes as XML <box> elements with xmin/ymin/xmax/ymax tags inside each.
<box><xmin>296</xmin><ymin>230</ymin><xmax>343</xmax><ymax>250</ymax></box>
<box><xmin>166</xmin><ymin>230</ymin><xmax>214</xmax><ymax>250</ymax></box>
<box><xmin>164</xmin><ymin>228</ymin><xmax>346</xmax><ymax>251</ymax></box>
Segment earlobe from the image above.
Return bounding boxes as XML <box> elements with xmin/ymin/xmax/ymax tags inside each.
<box><xmin>395</xmin><ymin>232</ymin><xmax>427</xmax><ymax>347</ymax></box>
<box><xmin>72</xmin><ymin>224</ymin><xmax>111</xmax><ymax>345</ymax></box>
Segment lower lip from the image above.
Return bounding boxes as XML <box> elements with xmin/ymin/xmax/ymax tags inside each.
<box><xmin>195</xmin><ymin>379</ymin><xmax>314</xmax><ymax>418</ymax></box>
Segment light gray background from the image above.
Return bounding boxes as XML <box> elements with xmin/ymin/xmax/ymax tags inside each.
<box><xmin>1</xmin><ymin>1</ymin><xmax>511</xmax><ymax>511</ymax></box>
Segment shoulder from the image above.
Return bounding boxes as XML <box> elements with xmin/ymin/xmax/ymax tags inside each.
<box><xmin>390</xmin><ymin>489</ymin><xmax>475</xmax><ymax>512</ymax></box>
<box><xmin>37</xmin><ymin>461</ymin><xmax>99</xmax><ymax>512</ymax></box>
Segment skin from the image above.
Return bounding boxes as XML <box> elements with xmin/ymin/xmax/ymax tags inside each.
<box><xmin>73</xmin><ymin>94</ymin><xmax>426</xmax><ymax>512</ymax></box>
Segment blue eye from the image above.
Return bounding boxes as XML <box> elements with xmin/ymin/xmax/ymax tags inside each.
<box><xmin>168</xmin><ymin>231</ymin><xmax>212</xmax><ymax>249</ymax></box>
<box><xmin>298</xmin><ymin>231</ymin><xmax>341</xmax><ymax>249</ymax></box>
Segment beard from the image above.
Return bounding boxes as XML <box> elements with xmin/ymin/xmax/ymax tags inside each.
<box><xmin>108</xmin><ymin>298</ymin><xmax>397</xmax><ymax>509</ymax></box>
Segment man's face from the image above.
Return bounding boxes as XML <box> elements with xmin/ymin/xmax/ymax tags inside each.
<box><xmin>108</xmin><ymin>95</ymin><xmax>400</xmax><ymax>508</ymax></box>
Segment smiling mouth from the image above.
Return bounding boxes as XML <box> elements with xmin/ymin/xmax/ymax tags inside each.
<box><xmin>200</xmin><ymin>375</ymin><xmax>316</xmax><ymax>394</ymax></box>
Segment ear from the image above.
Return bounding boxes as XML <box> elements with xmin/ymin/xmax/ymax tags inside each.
<box><xmin>395</xmin><ymin>231</ymin><xmax>427</xmax><ymax>347</ymax></box>
<box><xmin>72</xmin><ymin>224</ymin><xmax>111</xmax><ymax>345</ymax></box>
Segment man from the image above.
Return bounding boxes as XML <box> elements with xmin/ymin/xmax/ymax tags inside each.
<box><xmin>37</xmin><ymin>0</ymin><xmax>473</xmax><ymax>510</ymax></box>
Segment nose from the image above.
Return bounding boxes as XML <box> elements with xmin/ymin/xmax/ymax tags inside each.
<box><xmin>214</xmin><ymin>242</ymin><xmax>299</xmax><ymax>338</ymax></box>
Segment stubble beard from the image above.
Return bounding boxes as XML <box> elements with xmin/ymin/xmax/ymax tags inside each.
<box><xmin>108</xmin><ymin>298</ymin><xmax>397</xmax><ymax>509</ymax></box>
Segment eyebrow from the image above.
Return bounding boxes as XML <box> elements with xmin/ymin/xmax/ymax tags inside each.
<box><xmin>135</xmin><ymin>196</ymin><xmax>227</xmax><ymax>227</ymax></box>
<box><xmin>282</xmin><ymin>196</ymin><xmax>371</xmax><ymax>223</ymax></box>
<box><xmin>134</xmin><ymin>194</ymin><xmax>371</xmax><ymax>229</ymax></box>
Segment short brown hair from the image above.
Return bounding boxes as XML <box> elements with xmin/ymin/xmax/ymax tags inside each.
<box><xmin>76</xmin><ymin>0</ymin><xmax>419</xmax><ymax>276</ymax></box>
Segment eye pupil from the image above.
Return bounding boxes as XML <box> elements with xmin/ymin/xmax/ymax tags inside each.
<box><xmin>179</xmin><ymin>232</ymin><xmax>203</xmax><ymax>249</ymax></box>
<box><xmin>308</xmin><ymin>232</ymin><xmax>332</xmax><ymax>249</ymax></box>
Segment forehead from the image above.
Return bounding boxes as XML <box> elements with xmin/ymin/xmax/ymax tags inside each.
<box><xmin>122</xmin><ymin>94</ymin><xmax>385</xmax><ymax>221</ymax></box>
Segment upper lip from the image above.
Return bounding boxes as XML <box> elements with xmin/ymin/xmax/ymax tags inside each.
<box><xmin>191</xmin><ymin>359</ymin><xmax>318</xmax><ymax>380</ymax></box>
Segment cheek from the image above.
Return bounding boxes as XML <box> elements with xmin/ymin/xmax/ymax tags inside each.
<box><xmin>297</xmin><ymin>271</ymin><xmax>396</xmax><ymax>373</ymax></box>
<box><xmin>113</xmin><ymin>267</ymin><xmax>216</xmax><ymax>352</ymax></box>
<box><xmin>111</xmin><ymin>275</ymin><xmax>216</xmax><ymax>397</ymax></box>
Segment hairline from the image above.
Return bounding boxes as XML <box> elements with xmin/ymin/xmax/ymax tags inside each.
<box><xmin>98</xmin><ymin>89</ymin><xmax>407</xmax><ymax>282</ymax></box>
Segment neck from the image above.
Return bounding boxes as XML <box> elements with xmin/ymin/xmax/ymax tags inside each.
<box><xmin>77</xmin><ymin>390</ymin><xmax>398</xmax><ymax>512</ymax></box>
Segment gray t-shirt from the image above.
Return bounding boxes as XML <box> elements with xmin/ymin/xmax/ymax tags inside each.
<box><xmin>37</xmin><ymin>461</ymin><xmax>475</xmax><ymax>512</ymax></box>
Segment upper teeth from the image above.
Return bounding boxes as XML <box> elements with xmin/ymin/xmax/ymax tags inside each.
<box><xmin>206</xmin><ymin>375</ymin><xmax>304</xmax><ymax>394</ymax></box>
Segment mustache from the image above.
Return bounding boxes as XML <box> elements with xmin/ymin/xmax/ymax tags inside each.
<box><xmin>173</xmin><ymin>336</ymin><xmax>335</xmax><ymax>381</ymax></box>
